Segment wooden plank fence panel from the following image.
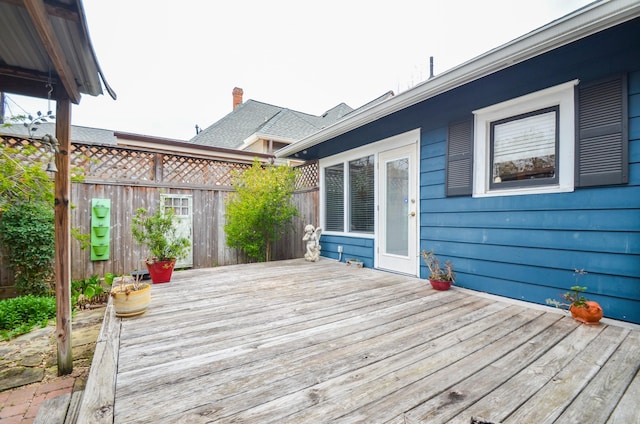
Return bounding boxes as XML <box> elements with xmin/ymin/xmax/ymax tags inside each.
<box><xmin>0</xmin><ymin>137</ymin><xmax>319</xmax><ymax>292</ymax></box>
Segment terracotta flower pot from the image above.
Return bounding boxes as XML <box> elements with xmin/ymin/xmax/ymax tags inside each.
<box><xmin>146</xmin><ymin>259</ymin><xmax>177</xmax><ymax>284</ymax></box>
<box><xmin>570</xmin><ymin>301</ymin><xmax>603</xmax><ymax>325</ymax></box>
<box><xmin>429</xmin><ymin>279</ymin><xmax>453</xmax><ymax>291</ymax></box>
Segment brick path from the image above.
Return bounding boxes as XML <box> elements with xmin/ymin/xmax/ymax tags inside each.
<box><xmin>0</xmin><ymin>377</ymin><xmax>77</xmax><ymax>423</ymax></box>
<box><xmin>0</xmin><ymin>307</ymin><xmax>104</xmax><ymax>423</ymax></box>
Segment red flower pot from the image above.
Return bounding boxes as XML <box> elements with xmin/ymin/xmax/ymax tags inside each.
<box><xmin>570</xmin><ymin>301</ymin><xmax>603</xmax><ymax>325</ymax></box>
<box><xmin>429</xmin><ymin>279</ymin><xmax>453</xmax><ymax>291</ymax></box>
<box><xmin>146</xmin><ymin>259</ymin><xmax>176</xmax><ymax>284</ymax></box>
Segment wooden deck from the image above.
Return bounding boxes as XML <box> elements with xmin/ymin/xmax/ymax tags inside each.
<box><xmin>79</xmin><ymin>259</ymin><xmax>640</xmax><ymax>423</ymax></box>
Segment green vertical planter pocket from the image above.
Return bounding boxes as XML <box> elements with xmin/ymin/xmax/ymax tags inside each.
<box><xmin>92</xmin><ymin>244</ymin><xmax>109</xmax><ymax>257</ymax></box>
<box><xmin>91</xmin><ymin>198</ymin><xmax>111</xmax><ymax>260</ymax></box>
<box><xmin>93</xmin><ymin>205</ymin><xmax>109</xmax><ymax>218</ymax></box>
<box><xmin>93</xmin><ymin>225</ymin><xmax>109</xmax><ymax>237</ymax></box>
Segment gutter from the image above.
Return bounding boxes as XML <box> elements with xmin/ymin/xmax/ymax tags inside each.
<box><xmin>276</xmin><ymin>0</ymin><xmax>640</xmax><ymax>158</ymax></box>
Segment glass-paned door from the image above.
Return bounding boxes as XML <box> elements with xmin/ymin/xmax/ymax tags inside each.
<box><xmin>377</xmin><ymin>144</ymin><xmax>418</xmax><ymax>275</ymax></box>
<box><xmin>161</xmin><ymin>194</ymin><xmax>193</xmax><ymax>268</ymax></box>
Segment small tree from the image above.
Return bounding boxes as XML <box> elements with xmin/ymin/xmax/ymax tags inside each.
<box><xmin>225</xmin><ymin>160</ymin><xmax>298</xmax><ymax>262</ymax></box>
<box><xmin>0</xmin><ymin>142</ymin><xmax>53</xmax><ymax>209</ymax></box>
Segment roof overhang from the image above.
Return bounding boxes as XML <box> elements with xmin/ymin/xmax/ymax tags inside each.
<box><xmin>0</xmin><ymin>0</ymin><xmax>115</xmax><ymax>104</ymax></box>
<box><xmin>276</xmin><ymin>0</ymin><xmax>640</xmax><ymax>159</ymax></box>
<box><xmin>115</xmin><ymin>131</ymin><xmax>275</xmax><ymax>164</ymax></box>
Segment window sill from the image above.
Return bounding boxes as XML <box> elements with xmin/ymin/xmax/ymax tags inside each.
<box><xmin>473</xmin><ymin>184</ymin><xmax>574</xmax><ymax>198</ymax></box>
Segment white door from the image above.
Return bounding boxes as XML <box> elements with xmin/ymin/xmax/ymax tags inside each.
<box><xmin>161</xmin><ymin>194</ymin><xmax>193</xmax><ymax>268</ymax></box>
<box><xmin>377</xmin><ymin>143</ymin><xmax>418</xmax><ymax>275</ymax></box>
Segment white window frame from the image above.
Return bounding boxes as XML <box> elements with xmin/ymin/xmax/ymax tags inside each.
<box><xmin>320</xmin><ymin>129</ymin><xmax>419</xmax><ymax>237</ymax></box>
<box><xmin>472</xmin><ymin>79</ymin><xmax>579</xmax><ymax>197</ymax></box>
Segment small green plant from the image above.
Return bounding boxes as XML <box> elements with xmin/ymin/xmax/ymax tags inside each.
<box><xmin>132</xmin><ymin>207</ymin><xmax>190</xmax><ymax>262</ymax></box>
<box><xmin>546</xmin><ymin>269</ymin><xmax>589</xmax><ymax>309</ymax></box>
<box><xmin>110</xmin><ymin>271</ymin><xmax>146</xmax><ymax>295</ymax></box>
<box><xmin>421</xmin><ymin>250</ymin><xmax>455</xmax><ymax>282</ymax></box>
<box><xmin>0</xmin><ymin>295</ymin><xmax>56</xmax><ymax>340</ymax></box>
<box><xmin>71</xmin><ymin>227</ymin><xmax>92</xmax><ymax>250</ymax></box>
<box><xmin>71</xmin><ymin>275</ymin><xmax>108</xmax><ymax>309</ymax></box>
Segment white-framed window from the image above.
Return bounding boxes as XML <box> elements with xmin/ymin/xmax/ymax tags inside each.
<box><xmin>473</xmin><ymin>79</ymin><xmax>578</xmax><ymax>197</ymax></box>
<box><xmin>320</xmin><ymin>129</ymin><xmax>420</xmax><ymax>236</ymax></box>
<box><xmin>323</xmin><ymin>154</ymin><xmax>375</xmax><ymax>235</ymax></box>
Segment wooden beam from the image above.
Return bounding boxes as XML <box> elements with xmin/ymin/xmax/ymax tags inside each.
<box><xmin>0</xmin><ymin>0</ymin><xmax>80</xmax><ymax>21</ymax></box>
<box><xmin>54</xmin><ymin>98</ymin><xmax>72</xmax><ymax>375</ymax></box>
<box><xmin>0</xmin><ymin>66</ymin><xmax>63</xmax><ymax>99</ymax></box>
<box><xmin>22</xmin><ymin>0</ymin><xmax>81</xmax><ymax>103</ymax></box>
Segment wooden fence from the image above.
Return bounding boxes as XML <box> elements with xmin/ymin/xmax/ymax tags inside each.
<box><xmin>0</xmin><ymin>137</ymin><xmax>319</xmax><ymax>297</ymax></box>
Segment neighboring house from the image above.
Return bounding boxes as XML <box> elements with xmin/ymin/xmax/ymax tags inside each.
<box><xmin>277</xmin><ymin>0</ymin><xmax>640</xmax><ymax>324</ymax></box>
<box><xmin>189</xmin><ymin>87</ymin><xmax>394</xmax><ymax>155</ymax></box>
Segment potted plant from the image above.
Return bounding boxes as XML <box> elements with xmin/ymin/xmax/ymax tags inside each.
<box><xmin>421</xmin><ymin>250</ymin><xmax>455</xmax><ymax>291</ymax></box>
<box><xmin>546</xmin><ymin>270</ymin><xmax>603</xmax><ymax>325</ymax></box>
<box><xmin>132</xmin><ymin>207</ymin><xmax>190</xmax><ymax>283</ymax></box>
<box><xmin>110</xmin><ymin>273</ymin><xmax>151</xmax><ymax>317</ymax></box>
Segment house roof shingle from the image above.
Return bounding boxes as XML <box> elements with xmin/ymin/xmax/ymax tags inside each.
<box><xmin>188</xmin><ymin>91</ymin><xmax>394</xmax><ymax>150</ymax></box>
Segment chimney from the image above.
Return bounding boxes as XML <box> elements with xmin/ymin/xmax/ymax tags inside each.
<box><xmin>429</xmin><ymin>56</ymin><xmax>434</xmax><ymax>79</ymax></box>
<box><xmin>232</xmin><ymin>87</ymin><xmax>244</xmax><ymax>110</ymax></box>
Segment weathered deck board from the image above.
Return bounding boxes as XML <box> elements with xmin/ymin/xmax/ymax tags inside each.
<box><xmin>101</xmin><ymin>259</ymin><xmax>640</xmax><ymax>423</ymax></box>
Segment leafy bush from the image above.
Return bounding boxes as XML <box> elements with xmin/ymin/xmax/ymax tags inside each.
<box><xmin>0</xmin><ymin>295</ymin><xmax>56</xmax><ymax>340</ymax></box>
<box><xmin>0</xmin><ymin>201</ymin><xmax>55</xmax><ymax>296</ymax></box>
<box><xmin>225</xmin><ymin>160</ymin><xmax>298</xmax><ymax>261</ymax></box>
<box><xmin>72</xmin><ymin>275</ymin><xmax>109</xmax><ymax>308</ymax></box>
<box><xmin>0</xmin><ymin>141</ymin><xmax>53</xmax><ymax>209</ymax></box>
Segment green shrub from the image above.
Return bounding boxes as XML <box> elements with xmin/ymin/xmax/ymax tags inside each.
<box><xmin>225</xmin><ymin>160</ymin><xmax>298</xmax><ymax>262</ymax></box>
<box><xmin>0</xmin><ymin>295</ymin><xmax>56</xmax><ymax>340</ymax></box>
<box><xmin>0</xmin><ymin>201</ymin><xmax>54</xmax><ymax>296</ymax></box>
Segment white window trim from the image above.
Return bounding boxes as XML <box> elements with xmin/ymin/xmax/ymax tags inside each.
<box><xmin>472</xmin><ymin>79</ymin><xmax>579</xmax><ymax>197</ymax></box>
<box><xmin>319</xmin><ymin>129</ymin><xmax>419</xmax><ymax>237</ymax></box>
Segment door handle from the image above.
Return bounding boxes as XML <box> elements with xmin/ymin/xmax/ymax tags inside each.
<box><xmin>409</xmin><ymin>211</ymin><xmax>416</xmax><ymax>217</ymax></box>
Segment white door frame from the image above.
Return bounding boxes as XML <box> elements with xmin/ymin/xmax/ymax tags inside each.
<box><xmin>160</xmin><ymin>194</ymin><xmax>193</xmax><ymax>268</ymax></box>
<box><xmin>375</xmin><ymin>137</ymin><xmax>420</xmax><ymax>276</ymax></box>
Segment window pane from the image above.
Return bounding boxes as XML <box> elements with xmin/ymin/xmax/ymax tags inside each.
<box><xmin>491</xmin><ymin>107</ymin><xmax>558</xmax><ymax>188</ymax></box>
<box><xmin>349</xmin><ymin>156</ymin><xmax>374</xmax><ymax>233</ymax></box>
<box><xmin>386</xmin><ymin>158</ymin><xmax>408</xmax><ymax>255</ymax></box>
<box><xmin>324</xmin><ymin>164</ymin><xmax>344</xmax><ymax>232</ymax></box>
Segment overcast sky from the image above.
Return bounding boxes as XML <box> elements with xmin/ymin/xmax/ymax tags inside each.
<box><xmin>5</xmin><ymin>0</ymin><xmax>594</xmax><ymax>141</ymax></box>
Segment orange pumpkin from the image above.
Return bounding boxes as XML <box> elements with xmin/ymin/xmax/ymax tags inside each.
<box><xmin>570</xmin><ymin>301</ymin><xmax>603</xmax><ymax>325</ymax></box>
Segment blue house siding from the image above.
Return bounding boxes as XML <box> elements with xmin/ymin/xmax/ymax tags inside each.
<box><xmin>419</xmin><ymin>70</ymin><xmax>640</xmax><ymax>323</ymax></box>
<box><xmin>320</xmin><ymin>234</ymin><xmax>374</xmax><ymax>268</ymax></box>
<box><xmin>302</xmin><ymin>17</ymin><xmax>640</xmax><ymax>324</ymax></box>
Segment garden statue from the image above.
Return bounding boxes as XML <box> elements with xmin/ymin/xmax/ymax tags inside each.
<box><xmin>303</xmin><ymin>224</ymin><xmax>322</xmax><ymax>262</ymax></box>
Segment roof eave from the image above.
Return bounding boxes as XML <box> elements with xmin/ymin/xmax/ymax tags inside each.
<box><xmin>276</xmin><ymin>0</ymin><xmax>640</xmax><ymax>158</ymax></box>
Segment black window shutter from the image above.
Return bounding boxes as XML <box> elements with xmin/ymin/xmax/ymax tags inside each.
<box><xmin>446</xmin><ymin>118</ymin><xmax>473</xmax><ymax>196</ymax></box>
<box><xmin>576</xmin><ymin>75</ymin><xmax>628</xmax><ymax>187</ymax></box>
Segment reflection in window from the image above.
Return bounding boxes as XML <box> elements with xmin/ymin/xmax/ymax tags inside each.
<box><xmin>349</xmin><ymin>156</ymin><xmax>374</xmax><ymax>233</ymax></box>
<box><xmin>324</xmin><ymin>164</ymin><xmax>344</xmax><ymax>232</ymax></box>
<box><xmin>490</xmin><ymin>106</ymin><xmax>559</xmax><ymax>189</ymax></box>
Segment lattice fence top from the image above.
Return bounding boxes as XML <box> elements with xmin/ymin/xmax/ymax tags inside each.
<box><xmin>1</xmin><ymin>137</ymin><xmax>52</xmax><ymax>165</ymax></box>
<box><xmin>2</xmin><ymin>137</ymin><xmax>319</xmax><ymax>190</ymax></box>
<box><xmin>295</xmin><ymin>160</ymin><xmax>319</xmax><ymax>190</ymax></box>
<box><xmin>72</xmin><ymin>144</ymin><xmax>157</xmax><ymax>181</ymax></box>
<box><xmin>163</xmin><ymin>154</ymin><xmax>251</xmax><ymax>186</ymax></box>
